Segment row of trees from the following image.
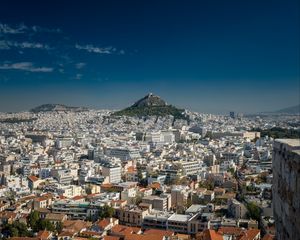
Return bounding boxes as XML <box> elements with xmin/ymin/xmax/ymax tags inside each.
<box><xmin>252</xmin><ymin>127</ymin><xmax>300</xmax><ymax>139</ymax></box>
<box><xmin>29</xmin><ymin>211</ymin><xmax>63</xmax><ymax>233</ymax></box>
<box><xmin>246</xmin><ymin>202</ymin><xmax>261</xmax><ymax>221</ymax></box>
<box><xmin>1</xmin><ymin>211</ymin><xmax>63</xmax><ymax>239</ymax></box>
<box><xmin>98</xmin><ymin>205</ymin><xmax>115</xmax><ymax>219</ymax></box>
<box><xmin>1</xmin><ymin>222</ymin><xmax>30</xmax><ymax>238</ymax></box>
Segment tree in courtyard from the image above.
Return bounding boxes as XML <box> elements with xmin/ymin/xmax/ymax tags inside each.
<box><xmin>246</xmin><ymin>202</ymin><xmax>261</xmax><ymax>221</ymax></box>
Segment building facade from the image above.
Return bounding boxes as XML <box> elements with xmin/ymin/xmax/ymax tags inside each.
<box><xmin>273</xmin><ymin>139</ymin><xmax>300</xmax><ymax>240</ymax></box>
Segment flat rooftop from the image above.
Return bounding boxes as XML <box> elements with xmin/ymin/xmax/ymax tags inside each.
<box><xmin>293</xmin><ymin>150</ymin><xmax>300</xmax><ymax>156</ymax></box>
<box><xmin>144</xmin><ymin>211</ymin><xmax>172</xmax><ymax>220</ymax></box>
<box><xmin>186</xmin><ymin>204</ymin><xmax>205</xmax><ymax>213</ymax></box>
<box><xmin>168</xmin><ymin>214</ymin><xmax>191</xmax><ymax>222</ymax></box>
<box><xmin>275</xmin><ymin>139</ymin><xmax>300</xmax><ymax>147</ymax></box>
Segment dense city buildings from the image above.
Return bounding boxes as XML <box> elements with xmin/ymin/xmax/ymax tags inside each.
<box><xmin>0</xmin><ymin>0</ymin><xmax>299</xmax><ymax>238</ymax></box>
<box><xmin>0</xmin><ymin>94</ymin><xmax>299</xmax><ymax>239</ymax></box>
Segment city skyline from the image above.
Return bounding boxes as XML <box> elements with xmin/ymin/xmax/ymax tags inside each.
<box><xmin>0</xmin><ymin>0</ymin><xmax>299</xmax><ymax>114</ymax></box>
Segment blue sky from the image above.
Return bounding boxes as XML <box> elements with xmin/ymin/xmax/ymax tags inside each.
<box><xmin>0</xmin><ymin>0</ymin><xmax>299</xmax><ymax>113</ymax></box>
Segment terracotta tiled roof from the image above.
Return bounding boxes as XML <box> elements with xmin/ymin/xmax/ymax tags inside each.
<box><xmin>45</xmin><ymin>213</ymin><xmax>66</xmax><ymax>222</ymax></box>
<box><xmin>218</xmin><ymin>226</ymin><xmax>244</xmax><ymax>236</ymax></box>
<box><xmin>238</xmin><ymin>229</ymin><xmax>260</xmax><ymax>240</ymax></box>
<box><xmin>0</xmin><ymin>211</ymin><xmax>17</xmax><ymax>219</ymax></box>
<box><xmin>262</xmin><ymin>234</ymin><xmax>275</xmax><ymax>240</ymax></box>
<box><xmin>103</xmin><ymin>236</ymin><xmax>121</xmax><ymax>240</ymax></box>
<box><xmin>125</xmin><ymin>234</ymin><xmax>163</xmax><ymax>240</ymax></box>
<box><xmin>28</xmin><ymin>175</ymin><xmax>39</xmax><ymax>182</ymax></box>
<box><xmin>98</xmin><ymin>218</ymin><xmax>110</xmax><ymax>229</ymax></box>
<box><xmin>19</xmin><ymin>195</ymin><xmax>36</xmax><ymax>201</ymax></box>
<box><xmin>37</xmin><ymin>230</ymin><xmax>52</xmax><ymax>240</ymax></box>
<box><xmin>150</xmin><ymin>182</ymin><xmax>161</xmax><ymax>189</ymax></box>
<box><xmin>102</xmin><ymin>183</ymin><xmax>113</xmax><ymax>188</ymax></box>
<box><xmin>34</xmin><ymin>196</ymin><xmax>48</xmax><ymax>202</ymax></box>
<box><xmin>72</xmin><ymin>195</ymin><xmax>85</xmax><ymax>201</ymax></box>
<box><xmin>175</xmin><ymin>233</ymin><xmax>190</xmax><ymax>240</ymax></box>
<box><xmin>127</xmin><ymin>166</ymin><xmax>137</xmax><ymax>173</ymax></box>
<box><xmin>58</xmin><ymin>231</ymin><xmax>75</xmax><ymax>237</ymax></box>
<box><xmin>63</xmin><ymin>220</ymin><xmax>92</xmax><ymax>233</ymax></box>
<box><xmin>196</xmin><ymin>229</ymin><xmax>223</xmax><ymax>240</ymax></box>
<box><xmin>144</xmin><ymin>229</ymin><xmax>174</xmax><ymax>236</ymax></box>
<box><xmin>80</xmin><ymin>230</ymin><xmax>102</xmax><ymax>237</ymax></box>
<box><xmin>111</xmin><ymin>224</ymin><xmax>141</xmax><ymax>236</ymax></box>
<box><xmin>58</xmin><ymin>195</ymin><xmax>67</xmax><ymax>199</ymax></box>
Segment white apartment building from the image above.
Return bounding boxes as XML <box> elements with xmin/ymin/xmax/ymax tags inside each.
<box><xmin>57</xmin><ymin>185</ymin><xmax>83</xmax><ymax>198</ymax></box>
<box><xmin>106</xmin><ymin>147</ymin><xmax>140</xmax><ymax>161</ymax></box>
<box><xmin>102</xmin><ymin>164</ymin><xmax>121</xmax><ymax>183</ymax></box>
<box><xmin>55</xmin><ymin>136</ymin><xmax>73</xmax><ymax>149</ymax></box>
<box><xmin>142</xmin><ymin>195</ymin><xmax>170</xmax><ymax>211</ymax></box>
<box><xmin>51</xmin><ymin>169</ymin><xmax>73</xmax><ymax>185</ymax></box>
<box><xmin>179</xmin><ymin>160</ymin><xmax>202</xmax><ymax>175</ymax></box>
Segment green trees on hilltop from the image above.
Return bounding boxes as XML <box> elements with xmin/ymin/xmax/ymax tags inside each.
<box><xmin>252</xmin><ymin>127</ymin><xmax>300</xmax><ymax>139</ymax></box>
<box><xmin>113</xmin><ymin>105</ymin><xmax>188</xmax><ymax>120</ymax></box>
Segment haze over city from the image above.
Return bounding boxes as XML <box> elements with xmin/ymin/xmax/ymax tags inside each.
<box><xmin>0</xmin><ymin>0</ymin><xmax>299</xmax><ymax>113</ymax></box>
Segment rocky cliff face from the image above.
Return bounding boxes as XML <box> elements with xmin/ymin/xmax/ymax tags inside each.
<box><xmin>131</xmin><ymin>93</ymin><xmax>167</xmax><ymax>107</ymax></box>
<box><xmin>272</xmin><ymin>139</ymin><xmax>300</xmax><ymax>240</ymax></box>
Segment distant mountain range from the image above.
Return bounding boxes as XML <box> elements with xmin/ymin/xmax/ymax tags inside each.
<box><xmin>112</xmin><ymin>93</ymin><xmax>188</xmax><ymax>120</ymax></box>
<box><xmin>259</xmin><ymin>104</ymin><xmax>300</xmax><ymax>115</ymax></box>
<box><xmin>274</xmin><ymin>105</ymin><xmax>300</xmax><ymax>114</ymax></box>
<box><xmin>29</xmin><ymin>101</ymin><xmax>300</xmax><ymax>116</ymax></box>
<box><xmin>30</xmin><ymin>104</ymin><xmax>88</xmax><ymax>113</ymax></box>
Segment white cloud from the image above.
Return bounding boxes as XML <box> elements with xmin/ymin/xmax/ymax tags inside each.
<box><xmin>75</xmin><ymin>62</ymin><xmax>86</xmax><ymax>69</ymax></box>
<box><xmin>0</xmin><ymin>23</ymin><xmax>27</xmax><ymax>34</ymax></box>
<box><xmin>75</xmin><ymin>44</ymin><xmax>116</xmax><ymax>54</ymax></box>
<box><xmin>0</xmin><ymin>22</ymin><xmax>61</xmax><ymax>35</ymax></box>
<box><xmin>17</xmin><ymin>42</ymin><xmax>51</xmax><ymax>50</ymax></box>
<box><xmin>0</xmin><ymin>62</ymin><xmax>53</xmax><ymax>72</ymax></box>
<box><xmin>32</xmin><ymin>25</ymin><xmax>61</xmax><ymax>33</ymax></box>
<box><xmin>0</xmin><ymin>40</ymin><xmax>51</xmax><ymax>50</ymax></box>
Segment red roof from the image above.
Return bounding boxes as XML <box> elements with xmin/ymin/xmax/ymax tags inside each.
<box><xmin>28</xmin><ymin>175</ymin><xmax>39</xmax><ymax>182</ymax></box>
<box><xmin>103</xmin><ymin>236</ymin><xmax>120</xmax><ymax>240</ymax></box>
<box><xmin>197</xmin><ymin>229</ymin><xmax>223</xmax><ymax>240</ymax></box>
<box><xmin>150</xmin><ymin>182</ymin><xmax>161</xmax><ymax>189</ymax></box>
<box><xmin>72</xmin><ymin>195</ymin><xmax>85</xmax><ymax>201</ymax></box>
<box><xmin>98</xmin><ymin>218</ymin><xmax>110</xmax><ymax>229</ymax></box>
<box><xmin>262</xmin><ymin>234</ymin><xmax>275</xmax><ymax>240</ymax></box>
<box><xmin>111</xmin><ymin>224</ymin><xmax>141</xmax><ymax>236</ymax></box>
<box><xmin>37</xmin><ymin>230</ymin><xmax>52</xmax><ymax>240</ymax></box>
<box><xmin>144</xmin><ymin>229</ymin><xmax>174</xmax><ymax>237</ymax></box>
<box><xmin>218</xmin><ymin>226</ymin><xmax>244</xmax><ymax>236</ymax></box>
<box><xmin>34</xmin><ymin>196</ymin><xmax>48</xmax><ymax>202</ymax></box>
<box><xmin>127</xmin><ymin>166</ymin><xmax>137</xmax><ymax>173</ymax></box>
<box><xmin>238</xmin><ymin>229</ymin><xmax>260</xmax><ymax>240</ymax></box>
<box><xmin>125</xmin><ymin>234</ymin><xmax>163</xmax><ymax>240</ymax></box>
